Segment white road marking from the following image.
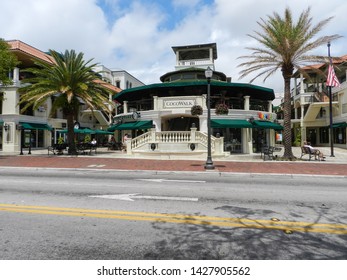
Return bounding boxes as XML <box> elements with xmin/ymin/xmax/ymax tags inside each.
<box><xmin>136</xmin><ymin>178</ymin><xmax>205</xmax><ymax>183</ymax></box>
<box><xmin>87</xmin><ymin>164</ymin><xmax>106</xmax><ymax>168</ymax></box>
<box><xmin>89</xmin><ymin>193</ymin><xmax>199</xmax><ymax>202</ymax></box>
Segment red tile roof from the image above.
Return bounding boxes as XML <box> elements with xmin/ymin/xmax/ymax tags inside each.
<box><xmin>7</xmin><ymin>40</ymin><xmax>53</xmax><ymax>64</ymax></box>
<box><xmin>7</xmin><ymin>39</ymin><xmax>120</xmax><ymax>93</ymax></box>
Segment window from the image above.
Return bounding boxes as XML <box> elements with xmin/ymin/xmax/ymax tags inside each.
<box><xmin>334</xmin><ymin>127</ymin><xmax>346</xmax><ymax>144</ymax></box>
<box><xmin>319</xmin><ymin>127</ymin><xmax>329</xmax><ymax>143</ymax></box>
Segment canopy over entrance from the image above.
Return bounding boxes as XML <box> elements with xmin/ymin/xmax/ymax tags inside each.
<box><xmin>20</xmin><ymin>122</ymin><xmax>52</xmax><ymax>130</ymax></box>
<box><xmin>108</xmin><ymin>120</ymin><xmax>153</xmax><ymax>132</ymax></box>
<box><xmin>252</xmin><ymin>120</ymin><xmax>283</xmax><ymax>130</ymax></box>
<box><xmin>211</xmin><ymin>119</ymin><xmax>252</xmax><ymax>128</ymax></box>
<box><xmin>332</xmin><ymin>122</ymin><xmax>347</xmax><ymax>128</ymax></box>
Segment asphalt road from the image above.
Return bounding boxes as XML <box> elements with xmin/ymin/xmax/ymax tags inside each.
<box><xmin>1</xmin><ymin>168</ymin><xmax>346</xmax><ymax>260</ymax></box>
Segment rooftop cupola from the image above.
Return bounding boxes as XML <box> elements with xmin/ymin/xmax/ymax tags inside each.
<box><xmin>172</xmin><ymin>43</ymin><xmax>217</xmax><ymax>71</ymax></box>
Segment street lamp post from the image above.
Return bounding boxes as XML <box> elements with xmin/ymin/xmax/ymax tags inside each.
<box><xmin>204</xmin><ymin>66</ymin><xmax>215</xmax><ymax>170</ymax></box>
<box><xmin>327</xmin><ymin>42</ymin><xmax>335</xmax><ymax>157</ymax></box>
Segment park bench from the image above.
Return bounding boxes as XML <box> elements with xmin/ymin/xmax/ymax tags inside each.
<box><xmin>300</xmin><ymin>146</ymin><xmax>317</xmax><ymax>161</ymax></box>
<box><xmin>47</xmin><ymin>143</ymin><xmax>68</xmax><ymax>155</ymax></box>
<box><xmin>76</xmin><ymin>143</ymin><xmax>97</xmax><ymax>155</ymax></box>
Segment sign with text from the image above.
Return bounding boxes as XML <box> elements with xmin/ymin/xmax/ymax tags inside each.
<box><xmin>163</xmin><ymin>99</ymin><xmax>195</xmax><ymax>108</ymax></box>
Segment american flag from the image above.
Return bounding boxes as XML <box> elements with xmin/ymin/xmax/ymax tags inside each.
<box><xmin>326</xmin><ymin>64</ymin><xmax>340</xmax><ymax>87</ymax></box>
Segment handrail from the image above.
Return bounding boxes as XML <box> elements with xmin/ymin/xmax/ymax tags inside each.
<box><xmin>130</xmin><ymin>130</ymin><xmax>217</xmax><ymax>150</ymax></box>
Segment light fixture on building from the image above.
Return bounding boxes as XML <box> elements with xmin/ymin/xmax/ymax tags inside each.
<box><xmin>204</xmin><ymin>66</ymin><xmax>214</xmax><ymax>170</ymax></box>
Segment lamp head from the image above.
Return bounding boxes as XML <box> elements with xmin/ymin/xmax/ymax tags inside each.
<box><xmin>205</xmin><ymin>66</ymin><xmax>213</xmax><ymax>79</ymax></box>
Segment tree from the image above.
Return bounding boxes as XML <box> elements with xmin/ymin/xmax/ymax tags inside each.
<box><xmin>238</xmin><ymin>7</ymin><xmax>340</xmax><ymax>160</ymax></box>
<box><xmin>19</xmin><ymin>49</ymin><xmax>114</xmax><ymax>154</ymax></box>
<box><xmin>0</xmin><ymin>38</ymin><xmax>19</xmax><ymax>88</ymax></box>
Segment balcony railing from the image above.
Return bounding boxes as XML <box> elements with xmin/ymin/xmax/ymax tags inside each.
<box><xmin>177</xmin><ymin>59</ymin><xmax>212</xmax><ymax>67</ymax></box>
<box><xmin>128</xmin><ymin>128</ymin><xmax>225</xmax><ymax>156</ymax></box>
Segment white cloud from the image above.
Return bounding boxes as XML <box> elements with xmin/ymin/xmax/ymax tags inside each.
<box><xmin>1</xmin><ymin>0</ymin><xmax>346</xmax><ymax>96</ymax></box>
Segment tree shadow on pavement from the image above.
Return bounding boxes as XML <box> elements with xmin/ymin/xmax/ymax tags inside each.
<box><xmin>143</xmin><ymin>205</ymin><xmax>347</xmax><ymax>260</ymax></box>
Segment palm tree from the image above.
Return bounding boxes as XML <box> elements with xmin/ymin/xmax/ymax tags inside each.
<box><xmin>238</xmin><ymin>7</ymin><xmax>340</xmax><ymax>160</ymax></box>
<box><xmin>0</xmin><ymin>38</ymin><xmax>19</xmax><ymax>87</ymax></box>
<box><xmin>19</xmin><ymin>49</ymin><xmax>114</xmax><ymax>154</ymax></box>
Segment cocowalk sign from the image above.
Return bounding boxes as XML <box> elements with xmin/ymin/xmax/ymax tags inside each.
<box><xmin>163</xmin><ymin>99</ymin><xmax>195</xmax><ymax>108</ymax></box>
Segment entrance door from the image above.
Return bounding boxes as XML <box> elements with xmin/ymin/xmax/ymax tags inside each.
<box><xmin>307</xmin><ymin>128</ymin><xmax>317</xmax><ymax>145</ymax></box>
<box><xmin>164</xmin><ymin>116</ymin><xmax>199</xmax><ymax>131</ymax></box>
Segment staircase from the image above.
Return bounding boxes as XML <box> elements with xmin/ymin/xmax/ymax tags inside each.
<box><xmin>126</xmin><ymin>128</ymin><xmax>226</xmax><ymax>157</ymax></box>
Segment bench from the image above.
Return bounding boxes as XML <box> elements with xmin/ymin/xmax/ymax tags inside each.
<box><xmin>76</xmin><ymin>143</ymin><xmax>97</xmax><ymax>155</ymax></box>
<box><xmin>300</xmin><ymin>146</ymin><xmax>317</xmax><ymax>161</ymax></box>
<box><xmin>48</xmin><ymin>143</ymin><xmax>68</xmax><ymax>155</ymax></box>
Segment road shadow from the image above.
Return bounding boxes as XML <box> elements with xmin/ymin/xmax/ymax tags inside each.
<box><xmin>143</xmin><ymin>205</ymin><xmax>347</xmax><ymax>260</ymax></box>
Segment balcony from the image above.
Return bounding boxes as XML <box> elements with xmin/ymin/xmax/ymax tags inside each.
<box><xmin>175</xmin><ymin>59</ymin><xmax>213</xmax><ymax>70</ymax></box>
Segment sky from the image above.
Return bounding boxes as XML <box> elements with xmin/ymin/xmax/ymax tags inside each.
<box><xmin>1</xmin><ymin>0</ymin><xmax>346</xmax><ymax>103</ymax></box>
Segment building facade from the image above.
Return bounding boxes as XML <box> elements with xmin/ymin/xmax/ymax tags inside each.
<box><xmin>110</xmin><ymin>43</ymin><xmax>282</xmax><ymax>156</ymax></box>
<box><xmin>276</xmin><ymin>55</ymin><xmax>347</xmax><ymax>149</ymax></box>
<box><xmin>0</xmin><ymin>40</ymin><xmax>120</xmax><ymax>153</ymax></box>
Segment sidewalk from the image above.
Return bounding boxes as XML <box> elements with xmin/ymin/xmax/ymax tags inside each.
<box><xmin>1</xmin><ymin>146</ymin><xmax>347</xmax><ymax>176</ymax></box>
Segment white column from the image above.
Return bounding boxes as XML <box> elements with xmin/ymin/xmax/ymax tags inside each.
<box><xmin>153</xmin><ymin>96</ymin><xmax>158</xmax><ymax>111</ymax></box>
<box><xmin>190</xmin><ymin>127</ymin><xmax>197</xmax><ymax>142</ymax></box>
<box><xmin>301</xmin><ymin>105</ymin><xmax>306</xmax><ymax>145</ymax></box>
<box><xmin>13</xmin><ymin>67</ymin><xmax>20</xmax><ymax>85</ymax></box>
<box><xmin>244</xmin><ymin>96</ymin><xmax>250</xmax><ymax>110</ymax></box>
<box><xmin>300</xmin><ymin>73</ymin><xmax>305</xmax><ymax>94</ymax></box>
<box><xmin>294</xmin><ymin>78</ymin><xmax>297</xmax><ymax>95</ymax></box>
<box><xmin>123</xmin><ymin>101</ymin><xmax>128</xmax><ymax>114</ymax></box>
<box><xmin>268</xmin><ymin>101</ymin><xmax>272</xmax><ymax>112</ymax></box>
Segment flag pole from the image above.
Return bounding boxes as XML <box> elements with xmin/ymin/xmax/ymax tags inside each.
<box><xmin>327</xmin><ymin>42</ymin><xmax>335</xmax><ymax>157</ymax></box>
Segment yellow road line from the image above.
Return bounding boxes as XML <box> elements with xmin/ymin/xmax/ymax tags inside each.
<box><xmin>1</xmin><ymin>203</ymin><xmax>346</xmax><ymax>235</ymax></box>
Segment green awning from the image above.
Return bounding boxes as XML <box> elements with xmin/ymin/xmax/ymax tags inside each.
<box><xmin>108</xmin><ymin>120</ymin><xmax>153</xmax><ymax>131</ymax></box>
<box><xmin>211</xmin><ymin>119</ymin><xmax>252</xmax><ymax>128</ymax></box>
<box><xmin>94</xmin><ymin>129</ymin><xmax>114</xmax><ymax>135</ymax></box>
<box><xmin>0</xmin><ymin>120</ymin><xmax>3</xmax><ymax>125</ymax></box>
<box><xmin>332</xmin><ymin>122</ymin><xmax>347</xmax><ymax>128</ymax></box>
<box><xmin>107</xmin><ymin>123</ymin><xmax>120</xmax><ymax>132</ymax></box>
<box><xmin>20</xmin><ymin>122</ymin><xmax>52</xmax><ymax>130</ymax></box>
<box><xmin>60</xmin><ymin>128</ymin><xmax>95</xmax><ymax>134</ymax></box>
<box><xmin>253</xmin><ymin>120</ymin><xmax>283</xmax><ymax>130</ymax></box>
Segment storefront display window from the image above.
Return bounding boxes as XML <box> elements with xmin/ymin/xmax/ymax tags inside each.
<box><xmin>334</xmin><ymin>127</ymin><xmax>346</xmax><ymax>144</ymax></box>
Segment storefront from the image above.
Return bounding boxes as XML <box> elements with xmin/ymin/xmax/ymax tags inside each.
<box><xmin>111</xmin><ymin>43</ymin><xmax>280</xmax><ymax>156</ymax></box>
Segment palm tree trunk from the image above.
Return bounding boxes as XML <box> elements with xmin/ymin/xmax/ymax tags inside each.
<box><xmin>282</xmin><ymin>76</ymin><xmax>295</xmax><ymax>159</ymax></box>
<box><xmin>67</xmin><ymin>114</ymin><xmax>77</xmax><ymax>155</ymax></box>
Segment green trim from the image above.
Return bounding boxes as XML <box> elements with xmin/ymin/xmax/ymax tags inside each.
<box><xmin>211</xmin><ymin>119</ymin><xmax>252</xmax><ymax>128</ymax></box>
<box><xmin>332</xmin><ymin>122</ymin><xmax>347</xmax><ymax>128</ymax></box>
<box><xmin>94</xmin><ymin>129</ymin><xmax>114</xmax><ymax>135</ymax></box>
<box><xmin>253</xmin><ymin>120</ymin><xmax>283</xmax><ymax>130</ymax></box>
<box><xmin>108</xmin><ymin>121</ymin><xmax>153</xmax><ymax>131</ymax></box>
<box><xmin>60</xmin><ymin>128</ymin><xmax>94</xmax><ymax>134</ymax></box>
<box><xmin>113</xmin><ymin>80</ymin><xmax>275</xmax><ymax>100</ymax></box>
<box><xmin>107</xmin><ymin>124</ymin><xmax>120</xmax><ymax>132</ymax></box>
<box><xmin>20</xmin><ymin>122</ymin><xmax>52</xmax><ymax>131</ymax></box>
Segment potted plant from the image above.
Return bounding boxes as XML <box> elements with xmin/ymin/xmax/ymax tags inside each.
<box><xmin>56</xmin><ymin>136</ymin><xmax>66</xmax><ymax>155</ymax></box>
<box><xmin>191</xmin><ymin>105</ymin><xmax>203</xmax><ymax>116</ymax></box>
<box><xmin>215</xmin><ymin>103</ymin><xmax>229</xmax><ymax>115</ymax></box>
